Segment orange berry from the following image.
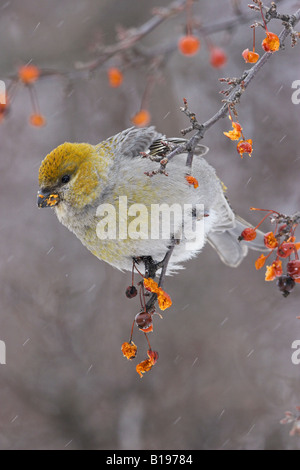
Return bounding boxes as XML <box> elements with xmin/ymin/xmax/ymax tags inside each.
<box><xmin>262</xmin><ymin>32</ymin><xmax>280</xmax><ymax>52</ymax></box>
<box><xmin>240</xmin><ymin>227</ymin><xmax>257</xmax><ymax>241</ymax></box>
<box><xmin>29</xmin><ymin>113</ymin><xmax>46</xmax><ymax>127</ymax></box>
<box><xmin>237</xmin><ymin>139</ymin><xmax>253</xmax><ymax>158</ymax></box>
<box><xmin>107</xmin><ymin>67</ymin><xmax>123</xmax><ymax>88</ymax></box>
<box><xmin>210</xmin><ymin>47</ymin><xmax>227</xmax><ymax>68</ymax></box>
<box><xmin>242</xmin><ymin>48</ymin><xmax>260</xmax><ymax>63</ymax></box>
<box><xmin>178</xmin><ymin>35</ymin><xmax>200</xmax><ymax>56</ymax></box>
<box><xmin>18</xmin><ymin>64</ymin><xmax>40</xmax><ymax>84</ymax></box>
<box><xmin>131</xmin><ymin>109</ymin><xmax>151</xmax><ymax>127</ymax></box>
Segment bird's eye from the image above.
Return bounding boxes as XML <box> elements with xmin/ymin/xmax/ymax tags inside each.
<box><xmin>61</xmin><ymin>174</ymin><xmax>70</xmax><ymax>184</ymax></box>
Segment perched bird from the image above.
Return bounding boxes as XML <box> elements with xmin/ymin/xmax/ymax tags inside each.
<box><xmin>37</xmin><ymin>126</ymin><xmax>264</xmax><ymax>273</ymax></box>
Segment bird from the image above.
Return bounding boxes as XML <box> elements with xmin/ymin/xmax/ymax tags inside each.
<box><xmin>37</xmin><ymin>126</ymin><xmax>264</xmax><ymax>273</ymax></box>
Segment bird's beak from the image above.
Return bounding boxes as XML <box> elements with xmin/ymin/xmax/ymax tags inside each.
<box><xmin>37</xmin><ymin>189</ymin><xmax>60</xmax><ymax>208</ymax></box>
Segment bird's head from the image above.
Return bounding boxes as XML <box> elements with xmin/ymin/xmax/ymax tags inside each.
<box><xmin>37</xmin><ymin>142</ymin><xmax>106</xmax><ymax>211</ymax></box>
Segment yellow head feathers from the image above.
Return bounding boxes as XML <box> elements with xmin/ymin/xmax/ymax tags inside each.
<box><xmin>38</xmin><ymin>142</ymin><xmax>95</xmax><ymax>189</ymax></box>
<box><xmin>38</xmin><ymin>142</ymin><xmax>114</xmax><ymax>210</ymax></box>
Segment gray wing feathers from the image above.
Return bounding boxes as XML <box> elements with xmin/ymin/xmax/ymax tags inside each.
<box><xmin>107</xmin><ymin>126</ymin><xmax>208</xmax><ymax>159</ymax></box>
<box><xmin>110</xmin><ymin>126</ymin><xmax>163</xmax><ymax>159</ymax></box>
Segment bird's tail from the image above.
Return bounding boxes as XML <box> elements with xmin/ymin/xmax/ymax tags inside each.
<box><xmin>207</xmin><ymin>215</ymin><xmax>267</xmax><ymax>268</ymax></box>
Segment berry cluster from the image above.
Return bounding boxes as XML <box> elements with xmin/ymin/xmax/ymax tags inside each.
<box><xmin>1</xmin><ymin>64</ymin><xmax>46</xmax><ymax>127</ymax></box>
<box><xmin>121</xmin><ymin>261</ymin><xmax>172</xmax><ymax>377</ymax></box>
<box><xmin>239</xmin><ymin>208</ymin><xmax>300</xmax><ymax>297</ymax></box>
<box><xmin>223</xmin><ymin>109</ymin><xmax>253</xmax><ymax>158</ymax></box>
<box><xmin>242</xmin><ymin>1</ymin><xmax>280</xmax><ymax>65</ymax></box>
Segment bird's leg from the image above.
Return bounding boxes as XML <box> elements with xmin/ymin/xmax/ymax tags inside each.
<box><xmin>141</xmin><ymin>256</ymin><xmax>158</xmax><ymax>279</ymax></box>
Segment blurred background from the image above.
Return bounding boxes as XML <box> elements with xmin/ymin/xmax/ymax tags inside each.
<box><xmin>0</xmin><ymin>0</ymin><xmax>300</xmax><ymax>450</ymax></box>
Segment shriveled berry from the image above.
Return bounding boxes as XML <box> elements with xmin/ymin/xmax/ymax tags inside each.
<box><xmin>237</xmin><ymin>139</ymin><xmax>253</xmax><ymax>157</ymax></box>
<box><xmin>277</xmin><ymin>275</ymin><xmax>295</xmax><ymax>297</ymax></box>
<box><xmin>264</xmin><ymin>231</ymin><xmax>278</xmax><ymax>249</ymax></box>
<box><xmin>148</xmin><ymin>350</ymin><xmax>159</xmax><ymax>364</ymax></box>
<box><xmin>125</xmin><ymin>285</ymin><xmax>138</xmax><ymax>298</ymax></box>
<box><xmin>135</xmin><ymin>311</ymin><xmax>153</xmax><ymax>333</ymax></box>
<box><xmin>277</xmin><ymin>242</ymin><xmax>295</xmax><ymax>258</ymax></box>
<box><xmin>287</xmin><ymin>260</ymin><xmax>300</xmax><ymax>279</ymax></box>
<box><xmin>239</xmin><ymin>227</ymin><xmax>257</xmax><ymax>241</ymax></box>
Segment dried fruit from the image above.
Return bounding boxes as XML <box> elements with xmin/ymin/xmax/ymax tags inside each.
<box><xmin>157</xmin><ymin>288</ymin><xmax>172</xmax><ymax>311</ymax></box>
<box><xmin>277</xmin><ymin>275</ymin><xmax>295</xmax><ymax>297</ymax></box>
<box><xmin>143</xmin><ymin>278</ymin><xmax>159</xmax><ymax>293</ymax></box>
<box><xmin>135</xmin><ymin>311</ymin><xmax>153</xmax><ymax>333</ymax></box>
<box><xmin>121</xmin><ymin>341</ymin><xmax>137</xmax><ymax>360</ymax></box>
<box><xmin>136</xmin><ymin>349</ymin><xmax>159</xmax><ymax>378</ymax></box>
<box><xmin>224</xmin><ymin>120</ymin><xmax>242</xmax><ymax>141</ymax></box>
<box><xmin>278</xmin><ymin>242</ymin><xmax>295</xmax><ymax>258</ymax></box>
<box><xmin>264</xmin><ymin>231</ymin><xmax>278</xmax><ymax>249</ymax></box>
<box><xmin>265</xmin><ymin>264</ymin><xmax>276</xmax><ymax>281</ymax></box>
<box><xmin>237</xmin><ymin>139</ymin><xmax>253</xmax><ymax>158</ymax></box>
<box><xmin>239</xmin><ymin>227</ymin><xmax>257</xmax><ymax>241</ymax></box>
<box><xmin>125</xmin><ymin>285</ymin><xmax>138</xmax><ymax>298</ymax></box>
<box><xmin>255</xmin><ymin>254</ymin><xmax>267</xmax><ymax>270</ymax></box>
<box><xmin>147</xmin><ymin>350</ymin><xmax>159</xmax><ymax>364</ymax></box>
<box><xmin>287</xmin><ymin>260</ymin><xmax>300</xmax><ymax>279</ymax></box>
<box><xmin>136</xmin><ymin>358</ymin><xmax>153</xmax><ymax>377</ymax></box>
<box><xmin>178</xmin><ymin>35</ymin><xmax>200</xmax><ymax>56</ymax></box>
